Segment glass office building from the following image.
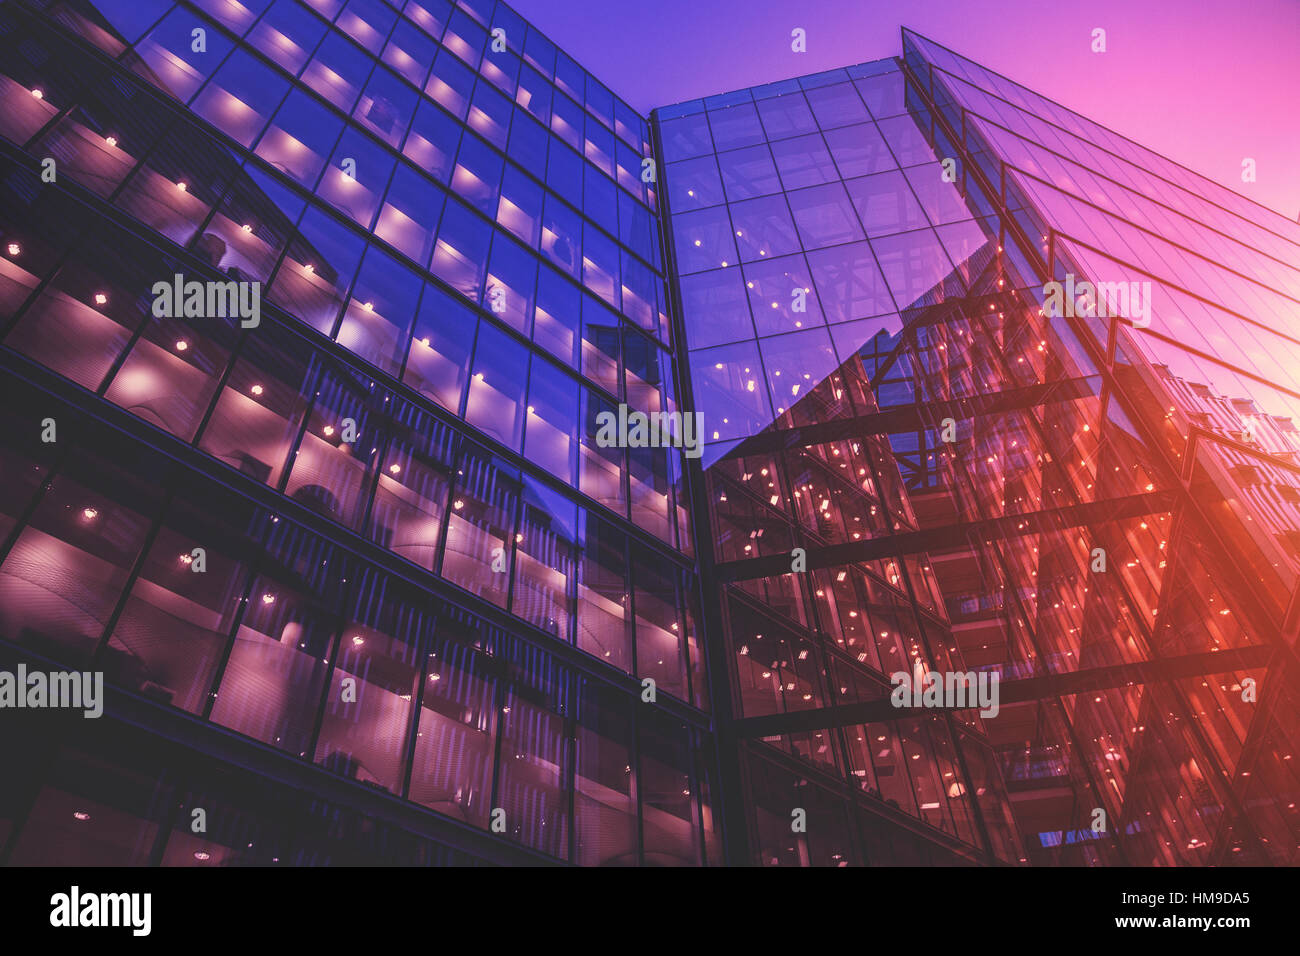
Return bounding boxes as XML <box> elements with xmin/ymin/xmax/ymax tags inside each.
<box><xmin>0</xmin><ymin>0</ymin><xmax>1296</xmax><ymax>865</ymax></box>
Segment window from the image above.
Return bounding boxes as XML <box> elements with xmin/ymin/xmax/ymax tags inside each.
<box><xmin>430</xmin><ymin>198</ymin><xmax>491</xmax><ymax>300</ymax></box>
<box><xmin>441</xmin><ymin>443</ymin><xmax>518</xmax><ymax>607</ymax></box>
<box><xmin>716</xmin><ymin>145</ymin><xmax>782</xmax><ymax>202</ymax></box>
<box><xmin>283</xmin><ymin>365</ymin><xmax>380</xmax><ymax>531</ymax></box>
<box><xmin>202</xmin><ymin>163</ymin><xmax>305</xmax><ymax>282</ymax></box>
<box><xmin>270</xmin><ymin>205</ymin><xmax>366</xmax><ymax>334</ymax></box>
<box><xmin>354</xmin><ymin>66</ymin><xmax>417</xmax><ymax>148</ymax></box>
<box><xmin>106</xmin><ymin>503</ymin><xmax>248</xmax><ymax>713</ymax></box>
<box><xmin>255</xmin><ymin>88</ymin><xmax>344</xmax><ymax>187</ymax></box>
<box><xmin>314</xmin><ymin>570</ymin><xmax>425</xmax><ymax>794</ymax></box>
<box><xmin>512</xmin><ymin>477</ymin><xmax>576</xmax><ymax>637</ymax></box>
<box><xmin>574</xmin><ymin>681</ymin><xmax>636</xmax><ymax>864</ymax></box>
<box><xmin>104</xmin><ymin>303</ymin><xmax>235</xmax><ymax>441</ymax></box>
<box><xmin>450</xmin><ymin>132</ymin><xmax>504</xmax><ymax>215</ymax></box>
<box><xmin>318</xmin><ymin>127</ymin><xmax>396</xmax><ymax>229</ymax></box>
<box><xmin>197</xmin><ymin>333</ymin><xmax>315</xmax><ymax>489</ymax></box>
<box><xmin>426</xmin><ymin>47</ymin><xmax>476</xmax><ymax>119</ymax></box>
<box><xmin>369</xmin><ymin>397</ymin><xmax>456</xmax><ymax>569</ymax></box>
<box><xmin>485</xmin><ymin>232</ymin><xmax>537</xmax><ymax>334</ymax></box>
<box><xmin>707</xmin><ymin>102</ymin><xmax>765</xmax><ymax>151</ymax></box>
<box><xmin>804</xmin><ymin>82</ymin><xmax>871</xmax><ymax>128</ymax></box>
<box><xmin>130</xmin><ymin>7</ymin><xmax>234</xmax><ymax>102</ymax></box>
<box><xmin>209</xmin><ymin>548</ymin><xmax>345</xmax><ymax>756</ymax></box>
<box><xmin>756</xmin><ymin>93</ymin><xmax>817</xmax><ymax>139</ymax></box>
<box><xmin>497</xmin><ymin>166</ymin><xmax>543</xmax><ymax>247</ymax></box>
<box><xmin>404</xmin><ymin>281</ymin><xmax>475</xmax><ymax>413</ymax></box>
<box><xmin>730</xmin><ymin>194</ymin><xmax>801</xmax><ymax>261</ymax></box>
<box><xmin>408</xmin><ymin>619</ymin><xmax>497</xmax><ymax>825</ymax></box>
<box><xmin>302</xmin><ymin>31</ymin><xmax>375</xmax><ymax>112</ymax></box>
<box><xmin>192</xmin><ymin>49</ymin><xmax>286</xmax><ymax>148</ymax></box>
<box><xmin>532</xmin><ymin>263</ymin><xmax>579</xmax><ymax>367</ymax></box>
<box><xmin>337</xmin><ymin>0</ymin><xmax>397</xmax><ymax>55</ymax></box>
<box><xmin>524</xmin><ymin>359</ymin><xmax>578</xmax><ymax>483</ymax></box>
<box><xmin>376</xmin><ymin>162</ymin><xmax>445</xmax><ymax>266</ymax></box>
<box><xmin>335</xmin><ymin>245</ymin><xmax>421</xmax><ymax>374</ymax></box>
<box><xmin>249</xmin><ymin>0</ymin><xmax>328</xmax><ymax>74</ymax></box>
<box><xmin>787</xmin><ymin>182</ymin><xmax>866</xmax><ymax>248</ymax></box>
<box><xmin>771</xmin><ymin>133</ymin><xmax>839</xmax><ymax>189</ymax></box>
<box><xmin>466</xmin><ymin>322</ymin><xmax>529</xmax><ymax>450</ymax></box>
<box><xmin>403</xmin><ymin>97</ymin><xmax>462</xmax><ymax>183</ymax></box>
<box><xmin>383</xmin><ymin>18</ymin><xmax>437</xmax><ymax>86</ymax></box>
<box><xmin>576</xmin><ymin>515</ymin><xmax>629</xmax><ymax>671</ymax></box>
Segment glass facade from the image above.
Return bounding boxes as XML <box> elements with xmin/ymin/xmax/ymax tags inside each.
<box><xmin>0</xmin><ymin>0</ymin><xmax>1296</xmax><ymax>866</ymax></box>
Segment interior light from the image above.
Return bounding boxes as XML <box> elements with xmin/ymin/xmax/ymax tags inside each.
<box><xmin>352</xmin><ymin>635</ymin><xmax>365</xmax><ymax>646</ymax></box>
<box><xmin>303</xmin><ymin>263</ymin><xmax>315</xmax><ymax>274</ymax></box>
<box><xmin>82</xmin><ymin>508</ymin><xmax>98</xmax><ymax>520</ymax></box>
<box><xmin>323</xmin><ymin>425</ymin><xmax>335</xmax><ymax>436</ymax></box>
<box><xmin>176</xmin><ymin>181</ymin><xmax>188</xmax><ymax>191</ymax></box>
<box><xmin>250</xmin><ymin>384</ymin><xmax>264</xmax><ymax>396</ymax></box>
<box><xmin>241</xmin><ymin>223</ymin><xmax>253</xmax><ymax>232</ymax></box>
<box><xmin>73</xmin><ymin>811</ymin><xmax>90</xmax><ymax>821</ymax></box>
<box><xmin>30</xmin><ymin>88</ymin><xmax>43</xmax><ymax>99</ymax></box>
<box><xmin>261</xmin><ymin>593</ymin><xmax>276</xmax><ymax>605</ymax></box>
<box><xmin>388</xmin><ymin>463</ymin><xmax>401</xmax><ymax>474</ymax></box>
<box><xmin>6</xmin><ymin>243</ymin><xmax>20</xmax><ymax>256</ymax></box>
<box><xmin>94</xmin><ymin>293</ymin><xmax>108</xmax><ymax>306</ymax></box>
<box><xmin>175</xmin><ymin>340</ymin><xmax>188</xmax><ymax>351</ymax></box>
<box><xmin>104</xmin><ymin>135</ymin><xmax>117</xmax><ymax>147</ymax></box>
<box><xmin>362</xmin><ymin>301</ymin><xmax>373</xmax><ymax>311</ymax></box>
<box><xmin>193</xmin><ymin>851</ymin><xmax>211</xmax><ymax>861</ymax></box>
<box><xmin>453</xmin><ymin>499</ymin><xmax>464</xmax><ymax>510</ymax></box>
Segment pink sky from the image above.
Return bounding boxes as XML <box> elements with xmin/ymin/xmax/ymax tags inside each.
<box><xmin>514</xmin><ymin>0</ymin><xmax>1300</xmax><ymax>224</ymax></box>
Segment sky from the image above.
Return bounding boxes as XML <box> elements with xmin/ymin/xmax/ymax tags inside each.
<box><xmin>512</xmin><ymin>0</ymin><xmax>1300</xmax><ymax>224</ymax></box>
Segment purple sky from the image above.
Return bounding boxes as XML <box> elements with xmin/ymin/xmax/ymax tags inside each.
<box><xmin>513</xmin><ymin>0</ymin><xmax>1300</xmax><ymax>223</ymax></box>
